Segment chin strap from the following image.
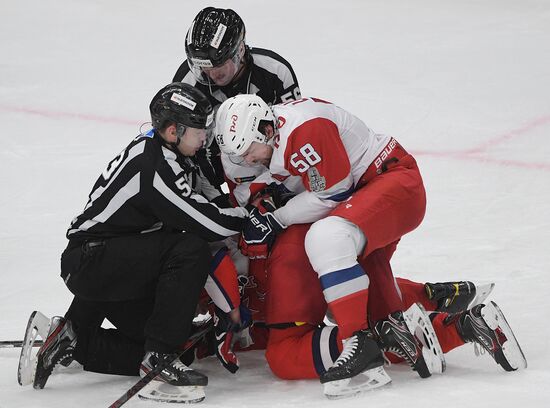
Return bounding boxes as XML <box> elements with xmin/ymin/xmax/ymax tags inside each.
<box><xmin>164</xmin><ymin>124</ymin><xmax>187</xmax><ymax>151</ymax></box>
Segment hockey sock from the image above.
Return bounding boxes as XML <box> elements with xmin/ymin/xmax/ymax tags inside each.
<box><xmin>318</xmin><ymin>263</ymin><xmax>369</xmax><ymax>339</ymax></box>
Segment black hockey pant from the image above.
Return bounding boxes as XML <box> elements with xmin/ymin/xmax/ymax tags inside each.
<box><xmin>60</xmin><ymin>231</ymin><xmax>211</xmax><ymax>375</ymax></box>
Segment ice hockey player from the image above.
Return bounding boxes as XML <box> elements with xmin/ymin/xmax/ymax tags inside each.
<box><xmin>214</xmin><ymin>94</ymin><xmax>527</xmax><ymax>398</ymax></box>
<box><xmin>19</xmin><ymin>83</ymin><xmax>249</xmax><ymax>403</ymax></box>
<box><xmin>262</xmin><ymin>223</ymin><xmax>527</xmax><ymax>398</ymax></box>
<box><xmin>173</xmin><ymin>7</ymin><xmax>301</xmax><ymax>198</ymax></box>
<box><xmin>215</xmin><ymin>93</ymin><xmax>430</xmax><ymax>382</ymax></box>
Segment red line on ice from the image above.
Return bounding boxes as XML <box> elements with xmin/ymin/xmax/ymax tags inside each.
<box><xmin>2</xmin><ymin>104</ymin><xmax>549</xmax><ymax>170</ymax></box>
<box><xmin>412</xmin><ymin>114</ymin><xmax>550</xmax><ymax>171</ymax></box>
<box><xmin>0</xmin><ymin>104</ymin><xmax>140</xmax><ymax>126</ymax></box>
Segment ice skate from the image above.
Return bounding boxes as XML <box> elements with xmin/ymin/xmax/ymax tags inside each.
<box><xmin>455</xmin><ymin>301</ymin><xmax>527</xmax><ymax>371</ymax></box>
<box><xmin>18</xmin><ymin>311</ymin><xmax>76</xmax><ymax>388</ymax></box>
<box><xmin>32</xmin><ymin>315</ymin><xmax>76</xmax><ymax>389</ymax></box>
<box><xmin>18</xmin><ymin>311</ymin><xmax>51</xmax><ymax>386</ymax></box>
<box><xmin>425</xmin><ymin>281</ymin><xmax>495</xmax><ymax>314</ymax></box>
<box><xmin>403</xmin><ymin>303</ymin><xmax>445</xmax><ymax>374</ymax></box>
<box><xmin>374</xmin><ymin>311</ymin><xmax>431</xmax><ymax>378</ymax></box>
<box><xmin>138</xmin><ymin>351</ymin><xmax>208</xmax><ymax>403</ymax></box>
<box><xmin>320</xmin><ymin>329</ymin><xmax>391</xmax><ymax>399</ymax></box>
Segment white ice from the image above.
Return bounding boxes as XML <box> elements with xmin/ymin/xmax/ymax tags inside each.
<box><xmin>1</xmin><ymin>0</ymin><xmax>549</xmax><ymax>407</ymax></box>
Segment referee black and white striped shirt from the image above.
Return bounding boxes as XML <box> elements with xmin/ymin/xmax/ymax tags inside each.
<box><xmin>173</xmin><ymin>46</ymin><xmax>301</xmax><ymax>192</ymax></box>
<box><xmin>67</xmin><ymin>130</ymin><xmax>247</xmax><ymax>243</ymax></box>
<box><xmin>173</xmin><ymin>46</ymin><xmax>301</xmax><ymax>107</ymax></box>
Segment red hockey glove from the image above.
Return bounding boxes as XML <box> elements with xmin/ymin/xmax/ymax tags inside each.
<box><xmin>213</xmin><ymin>305</ymin><xmax>252</xmax><ymax>373</ymax></box>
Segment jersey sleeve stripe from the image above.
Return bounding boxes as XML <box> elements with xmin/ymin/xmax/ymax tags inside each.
<box><xmin>69</xmin><ymin>173</ymin><xmax>140</xmax><ymax>234</ymax></box>
<box><xmin>251</xmin><ymin>48</ymin><xmax>299</xmax><ymax>87</ymax></box>
<box><xmin>84</xmin><ymin>142</ymin><xmax>145</xmax><ymax>211</ymax></box>
<box><xmin>204</xmin><ymin>248</ymin><xmax>235</xmax><ymax>313</ymax></box>
<box><xmin>323</xmin><ymin>184</ymin><xmax>355</xmax><ymax>202</ymax></box>
<box><xmin>153</xmin><ymin>172</ymin><xmax>241</xmax><ymax>237</ymax></box>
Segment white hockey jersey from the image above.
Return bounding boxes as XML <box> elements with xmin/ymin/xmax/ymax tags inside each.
<box><xmin>220</xmin><ymin>97</ymin><xmax>391</xmax><ymax>227</ymax></box>
<box><xmin>267</xmin><ymin>97</ymin><xmax>391</xmax><ymax>227</ymax></box>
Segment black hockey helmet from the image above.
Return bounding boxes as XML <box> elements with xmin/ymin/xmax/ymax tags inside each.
<box><xmin>149</xmin><ymin>83</ymin><xmax>214</xmax><ymax>132</ymax></box>
<box><xmin>185</xmin><ymin>8</ymin><xmax>246</xmax><ymax>82</ymax></box>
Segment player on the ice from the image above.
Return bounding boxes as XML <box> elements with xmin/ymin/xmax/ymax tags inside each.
<box><xmin>262</xmin><ymin>224</ymin><xmax>527</xmax><ymax>397</ymax></box>
<box><xmin>215</xmin><ymin>93</ymin><xmax>430</xmax><ymax>383</ymax></box>
<box><xmin>18</xmin><ymin>83</ymin><xmax>249</xmax><ymax>403</ymax></box>
<box><xmin>214</xmin><ymin>94</ymin><xmax>527</xmax><ymax>398</ymax></box>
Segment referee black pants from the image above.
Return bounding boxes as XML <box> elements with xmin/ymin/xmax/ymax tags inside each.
<box><xmin>60</xmin><ymin>231</ymin><xmax>211</xmax><ymax>375</ymax></box>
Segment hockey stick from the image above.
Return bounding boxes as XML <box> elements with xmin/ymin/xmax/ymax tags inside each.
<box><xmin>107</xmin><ymin>317</ymin><xmax>214</xmax><ymax>408</ymax></box>
<box><xmin>1</xmin><ymin>340</ymin><xmax>44</xmax><ymax>348</ymax></box>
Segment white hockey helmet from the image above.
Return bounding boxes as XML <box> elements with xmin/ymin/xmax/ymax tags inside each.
<box><xmin>215</xmin><ymin>94</ymin><xmax>275</xmax><ymax>157</ymax></box>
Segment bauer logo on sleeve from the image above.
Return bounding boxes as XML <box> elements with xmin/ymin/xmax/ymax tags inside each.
<box><xmin>171</xmin><ymin>93</ymin><xmax>197</xmax><ymax>110</ymax></box>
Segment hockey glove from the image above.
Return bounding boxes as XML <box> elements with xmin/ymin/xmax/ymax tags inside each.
<box><xmin>213</xmin><ymin>305</ymin><xmax>252</xmax><ymax>373</ymax></box>
<box><xmin>240</xmin><ymin>207</ymin><xmax>285</xmax><ymax>259</ymax></box>
<box><xmin>262</xmin><ymin>183</ymin><xmax>296</xmax><ymax>208</ymax></box>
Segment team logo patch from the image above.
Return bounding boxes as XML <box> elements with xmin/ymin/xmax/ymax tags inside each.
<box><xmin>171</xmin><ymin>93</ymin><xmax>197</xmax><ymax>110</ymax></box>
<box><xmin>307</xmin><ymin>166</ymin><xmax>326</xmax><ymax>192</ymax></box>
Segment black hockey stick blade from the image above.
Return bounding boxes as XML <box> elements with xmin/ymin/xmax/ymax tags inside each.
<box><xmin>107</xmin><ymin>317</ymin><xmax>213</xmax><ymax>408</ymax></box>
<box><xmin>1</xmin><ymin>340</ymin><xmax>44</xmax><ymax>348</ymax></box>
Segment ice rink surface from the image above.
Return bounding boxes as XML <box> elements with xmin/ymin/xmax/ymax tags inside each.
<box><xmin>1</xmin><ymin>0</ymin><xmax>549</xmax><ymax>406</ymax></box>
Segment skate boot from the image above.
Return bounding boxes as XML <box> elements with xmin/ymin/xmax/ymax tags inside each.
<box><xmin>425</xmin><ymin>281</ymin><xmax>495</xmax><ymax>314</ymax></box>
<box><xmin>374</xmin><ymin>311</ymin><xmax>431</xmax><ymax>378</ymax></box>
<box><xmin>320</xmin><ymin>329</ymin><xmax>391</xmax><ymax>399</ymax></box>
<box><xmin>138</xmin><ymin>351</ymin><xmax>209</xmax><ymax>403</ymax></box>
<box><xmin>33</xmin><ymin>317</ymin><xmax>77</xmax><ymax>389</ymax></box>
<box><xmin>455</xmin><ymin>301</ymin><xmax>527</xmax><ymax>371</ymax></box>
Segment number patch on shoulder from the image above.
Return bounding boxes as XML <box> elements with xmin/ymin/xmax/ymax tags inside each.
<box><xmin>289</xmin><ymin>143</ymin><xmax>321</xmax><ymax>173</ymax></box>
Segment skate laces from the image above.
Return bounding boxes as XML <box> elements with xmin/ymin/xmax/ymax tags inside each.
<box><xmin>149</xmin><ymin>353</ymin><xmax>194</xmax><ymax>379</ymax></box>
<box><xmin>41</xmin><ymin>319</ymin><xmax>76</xmax><ymax>368</ymax></box>
<box><xmin>169</xmin><ymin>358</ymin><xmax>193</xmax><ymax>373</ymax></box>
<box><xmin>334</xmin><ymin>335</ymin><xmax>359</xmax><ymax>367</ymax></box>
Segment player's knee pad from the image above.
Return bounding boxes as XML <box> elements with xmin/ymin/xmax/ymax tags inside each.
<box><xmin>304</xmin><ymin>216</ymin><xmax>366</xmax><ymax>274</ymax></box>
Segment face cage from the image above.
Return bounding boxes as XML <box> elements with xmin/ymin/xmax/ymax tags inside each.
<box><xmin>187</xmin><ymin>41</ymin><xmax>244</xmax><ymax>86</ymax></box>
